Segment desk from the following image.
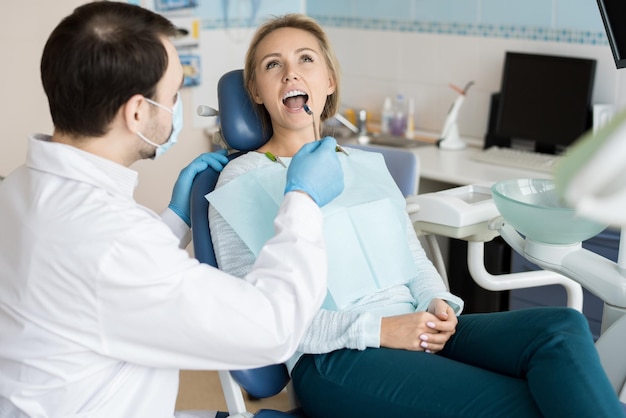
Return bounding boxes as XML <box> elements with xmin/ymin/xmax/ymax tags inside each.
<box><xmin>408</xmin><ymin>144</ymin><xmax>548</xmax><ymax>193</ymax></box>
<box><xmin>341</xmin><ymin>137</ymin><xmax>548</xmax><ymax>192</ymax></box>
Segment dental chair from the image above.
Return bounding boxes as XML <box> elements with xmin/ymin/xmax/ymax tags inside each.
<box><xmin>192</xmin><ymin>69</ymin><xmax>626</xmax><ymax>416</ymax></box>
<box><xmin>190</xmin><ymin>69</ymin><xmax>419</xmax><ymax>417</ymax></box>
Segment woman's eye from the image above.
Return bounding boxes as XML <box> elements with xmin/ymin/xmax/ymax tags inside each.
<box><xmin>301</xmin><ymin>54</ymin><xmax>314</xmax><ymax>63</ymax></box>
<box><xmin>265</xmin><ymin>60</ymin><xmax>280</xmax><ymax>70</ymax></box>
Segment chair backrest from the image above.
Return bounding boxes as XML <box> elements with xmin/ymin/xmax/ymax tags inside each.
<box><xmin>348</xmin><ymin>143</ymin><xmax>419</xmax><ymax>196</ymax></box>
<box><xmin>191</xmin><ymin>69</ymin><xmax>269</xmax><ymax>267</ymax></box>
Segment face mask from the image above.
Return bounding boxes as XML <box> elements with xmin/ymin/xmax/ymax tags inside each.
<box><xmin>137</xmin><ymin>92</ymin><xmax>183</xmax><ymax>159</ymax></box>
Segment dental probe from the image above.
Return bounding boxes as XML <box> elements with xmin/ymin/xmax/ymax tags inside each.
<box><xmin>302</xmin><ymin>104</ymin><xmax>320</xmax><ymax>141</ymax></box>
<box><xmin>303</xmin><ymin>104</ymin><xmax>349</xmax><ymax>156</ymax></box>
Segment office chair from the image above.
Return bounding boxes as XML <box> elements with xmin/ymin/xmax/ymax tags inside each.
<box><xmin>190</xmin><ymin>69</ymin><xmax>420</xmax><ymax>417</ymax></box>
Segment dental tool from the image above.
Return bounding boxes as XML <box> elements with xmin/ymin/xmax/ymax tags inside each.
<box><xmin>302</xmin><ymin>104</ymin><xmax>319</xmax><ymax>141</ymax></box>
<box><xmin>303</xmin><ymin>104</ymin><xmax>349</xmax><ymax>156</ymax></box>
<box><xmin>264</xmin><ymin>151</ymin><xmax>287</xmax><ymax>168</ymax></box>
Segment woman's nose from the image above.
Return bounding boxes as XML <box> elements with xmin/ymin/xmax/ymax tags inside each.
<box><xmin>283</xmin><ymin>70</ymin><xmax>299</xmax><ymax>82</ymax></box>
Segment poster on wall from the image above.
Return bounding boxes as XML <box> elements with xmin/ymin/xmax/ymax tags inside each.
<box><xmin>170</xmin><ymin>16</ymin><xmax>202</xmax><ymax>88</ymax></box>
<box><xmin>154</xmin><ymin>0</ymin><xmax>198</xmax><ymax>12</ymax></box>
<box><xmin>130</xmin><ymin>0</ymin><xmax>202</xmax><ymax>88</ymax></box>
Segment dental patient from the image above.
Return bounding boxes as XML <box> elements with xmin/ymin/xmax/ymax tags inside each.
<box><xmin>207</xmin><ymin>14</ymin><xmax>625</xmax><ymax>418</ymax></box>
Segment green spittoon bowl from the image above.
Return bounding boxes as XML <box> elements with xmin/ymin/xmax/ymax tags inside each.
<box><xmin>491</xmin><ymin>179</ymin><xmax>607</xmax><ymax>245</ymax></box>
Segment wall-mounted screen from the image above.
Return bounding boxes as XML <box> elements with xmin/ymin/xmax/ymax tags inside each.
<box><xmin>495</xmin><ymin>52</ymin><xmax>596</xmax><ymax>154</ymax></box>
<box><xmin>597</xmin><ymin>0</ymin><xmax>626</xmax><ymax>69</ymax></box>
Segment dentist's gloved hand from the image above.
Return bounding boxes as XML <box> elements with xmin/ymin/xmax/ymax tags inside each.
<box><xmin>169</xmin><ymin>149</ymin><xmax>229</xmax><ymax>226</ymax></box>
<box><xmin>285</xmin><ymin>136</ymin><xmax>344</xmax><ymax>207</ymax></box>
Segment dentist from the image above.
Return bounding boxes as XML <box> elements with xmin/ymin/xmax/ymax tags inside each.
<box><xmin>0</xmin><ymin>2</ymin><xmax>343</xmax><ymax>418</ymax></box>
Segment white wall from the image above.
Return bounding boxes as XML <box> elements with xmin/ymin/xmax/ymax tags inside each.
<box><xmin>4</xmin><ymin>2</ymin><xmax>625</xmax><ymax>210</ymax></box>
<box><xmin>0</xmin><ymin>1</ymin><xmax>239</xmax><ymax>214</ymax></box>
<box><xmin>327</xmin><ymin>27</ymin><xmax>626</xmax><ymax>143</ymax></box>
<box><xmin>1</xmin><ymin>0</ymin><xmax>83</xmax><ymax>176</ymax></box>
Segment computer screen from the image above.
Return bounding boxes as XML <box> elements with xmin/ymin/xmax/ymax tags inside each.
<box><xmin>495</xmin><ymin>52</ymin><xmax>596</xmax><ymax>154</ymax></box>
<box><xmin>597</xmin><ymin>0</ymin><xmax>626</xmax><ymax>69</ymax></box>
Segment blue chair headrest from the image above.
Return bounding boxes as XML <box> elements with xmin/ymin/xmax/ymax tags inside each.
<box><xmin>217</xmin><ymin>69</ymin><xmax>273</xmax><ymax>151</ymax></box>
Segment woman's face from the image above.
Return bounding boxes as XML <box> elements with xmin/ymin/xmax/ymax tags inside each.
<box><xmin>251</xmin><ymin>27</ymin><xmax>336</xmax><ymax>136</ymax></box>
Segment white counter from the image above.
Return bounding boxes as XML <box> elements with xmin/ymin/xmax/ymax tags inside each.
<box><xmin>413</xmin><ymin>144</ymin><xmax>548</xmax><ymax>192</ymax></box>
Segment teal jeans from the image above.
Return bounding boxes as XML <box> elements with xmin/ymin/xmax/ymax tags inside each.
<box><xmin>292</xmin><ymin>307</ymin><xmax>625</xmax><ymax>418</ymax></box>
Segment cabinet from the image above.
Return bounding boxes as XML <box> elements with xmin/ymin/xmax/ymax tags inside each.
<box><xmin>509</xmin><ymin>228</ymin><xmax>621</xmax><ymax>340</ymax></box>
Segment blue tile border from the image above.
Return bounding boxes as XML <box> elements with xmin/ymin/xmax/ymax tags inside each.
<box><xmin>200</xmin><ymin>15</ymin><xmax>607</xmax><ymax>46</ymax></box>
<box><xmin>311</xmin><ymin>16</ymin><xmax>608</xmax><ymax>46</ymax></box>
<box><xmin>201</xmin><ymin>18</ymin><xmax>255</xmax><ymax>30</ymax></box>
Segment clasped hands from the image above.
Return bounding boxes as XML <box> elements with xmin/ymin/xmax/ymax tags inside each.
<box><xmin>380</xmin><ymin>298</ymin><xmax>457</xmax><ymax>354</ymax></box>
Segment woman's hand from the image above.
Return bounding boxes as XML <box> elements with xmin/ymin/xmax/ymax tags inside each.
<box><xmin>380</xmin><ymin>299</ymin><xmax>457</xmax><ymax>353</ymax></box>
<box><xmin>425</xmin><ymin>298</ymin><xmax>457</xmax><ymax>352</ymax></box>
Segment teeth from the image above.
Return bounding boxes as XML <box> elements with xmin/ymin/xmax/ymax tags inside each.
<box><xmin>283</xmin><ymin>90</ymin><xmax>307</xmax><ymax>100</ymax></box>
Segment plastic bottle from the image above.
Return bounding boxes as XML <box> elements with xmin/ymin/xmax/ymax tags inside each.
<box><xmin>344</xmin><ymin>108</ymin><xmax>356</xmax><ymax>126</ymax></box>
<box><xmin>390</xmin><ymin>93</ymin><xmax>407</xmax><ymax>137</ymax></box>
<box><xmin>381</xmin><ymin>97</ymin><xmax>393</xmax><ymax>135</ymax></box>
<box><xmin>405</xmin><ymin>97</ymin><xmax>415</xmax><ymax>139</ymax></box>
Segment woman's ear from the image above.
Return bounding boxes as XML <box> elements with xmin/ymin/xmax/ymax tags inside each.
<box><xmin>326</xmin><ymin>74</ymin><xmax>337</xmax><ymax>96</ymax></box>
<box><xmin>247</xmin><ymin>80</ymin><xmax>264</xmax><ymax>104</ymax></box>
<box><xmin>252</xmin><ymin>89</ymin><xmax>264</xmax><ymax>105</ymax></box>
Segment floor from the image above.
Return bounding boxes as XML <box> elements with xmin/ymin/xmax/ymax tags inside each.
<box><xmin>175</xmin><ymin>370</ymin><xmax>291</xmax><ymax>414</ymax></box>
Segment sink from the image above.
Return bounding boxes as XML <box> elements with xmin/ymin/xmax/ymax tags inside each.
<box><xmin>323</xmin><ymin>127</ymin><xmax>432</xmax><ymax>148</ymax></box>
<box><xmin>362</xmin><ymin>133</ymin><xmax>433</xmax><ymax>148</ymax></box>
<box><xmin>322</xmin><ymin>116</ymin><xmax>435</xmax><ymax>148</ymax></box>
<box><xmin>491</xmin><ymin>178</ymin><xmax>607</xmax><ymax>245</ymax></box>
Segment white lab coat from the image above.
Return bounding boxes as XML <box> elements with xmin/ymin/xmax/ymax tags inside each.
<box><xmin>0</xmin><ymin>135</ymin><xmax>328</xmax><ymax>418</ymax></box>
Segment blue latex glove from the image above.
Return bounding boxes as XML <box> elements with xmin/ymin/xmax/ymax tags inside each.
<box><xmin>285</xmin><ymin>136</ymin><xmax>344</xmax><ymax>207</ymax></box>
<box><xmin>169</xmin><ymin>149</ymin><xmax>229</xmax><ymax>226</ymax></box>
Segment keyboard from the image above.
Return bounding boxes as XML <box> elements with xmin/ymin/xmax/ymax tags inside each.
<box><xmin>472</xmin><ymin>146</ymin><xmax>563</xmax><ymax>173</ymax></box>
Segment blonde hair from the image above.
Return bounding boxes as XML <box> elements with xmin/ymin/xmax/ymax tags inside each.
<box><xmin>244</xmin><ymin>14</ymin><xmax>341</xmax><ymax>129</ymax></box>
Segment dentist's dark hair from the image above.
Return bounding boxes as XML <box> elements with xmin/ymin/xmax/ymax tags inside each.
<box><xmin>41</xmin><ymin>1</ymin><xmax>178</xmax><ymax>138</ymax></box>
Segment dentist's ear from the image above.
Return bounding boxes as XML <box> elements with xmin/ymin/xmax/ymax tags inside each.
<box><xmin>123</xmin><ymin>94</ymin><xmax>147</xmax><ymax>132</ymax></box>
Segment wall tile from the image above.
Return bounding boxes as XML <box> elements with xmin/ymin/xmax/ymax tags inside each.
<box><xmin>480</xmin><ymin>0</ymin><xmax>552</xmax><ymax>27</ymax></box>
<box><xmin>308</xmin><ymin>0</ymin><xmax>608</xmax><ymax>44</ymax></box>
<box><xmin>414</xmin><ymin>0</ymin><xmax>479</xmax><ymax>24</ymax></box>
<box><xmin>325</xmin><ymin>27</ymin><xmax>619</xmax><ymax>140</ymax></box>
<box><xmin>354</xmin><ymin>0</ymin><xmax>413</xmax><ymax>20</ymax></box>
<box><xmin>197</xmin><ymin>0</ymin><xmax>302</xmax><ymax>28</ymax></box>
<box><xmin>306</xmin><ymin>0</ymin><xmax>353</xmax><ymax>17</ymax></box>
<box><xmin>555</xmin><ymin>0</ymin><xmax>605</xmax><ymax>31</ymax></box>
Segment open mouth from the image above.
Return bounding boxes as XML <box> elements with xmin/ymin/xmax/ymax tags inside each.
<box><xmin>283</xmin><ymin>90</ymin><xmax>309</xmax><ymax>110</ymax></box>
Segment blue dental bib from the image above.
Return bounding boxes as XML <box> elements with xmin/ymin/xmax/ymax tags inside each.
<box><xmin>207</xmin><ymin>149</ymin><xmax>418</xmax><ymax>310</ymax></box>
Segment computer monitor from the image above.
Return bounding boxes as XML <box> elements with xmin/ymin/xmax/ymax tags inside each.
<box><xmin>494</xmin><ymin>52</ymin><xmax>596</xmax><ymax>154</ymax></box>
<box><xmin>597</xmin><ymin>0</ymin><xmax>626</xmax><ymax>69</ymax></box>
